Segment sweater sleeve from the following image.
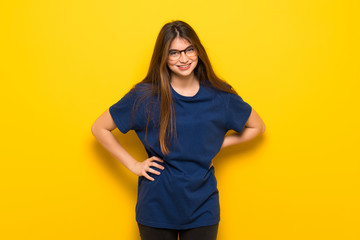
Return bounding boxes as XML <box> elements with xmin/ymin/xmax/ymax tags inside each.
<box><xmin>226</xmin><ymin>92</ymin><xmax>252</xmax><ymax>133</ymax></box>
<box><xmin>109</xmin><ymin>88</ymin><xmax>139</xmax><ymax>134</ymax></box>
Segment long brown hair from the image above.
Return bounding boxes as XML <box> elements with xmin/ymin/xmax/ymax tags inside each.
<box><xmin>130</xmin><ymin>20</ymin><xmax>239</xmax><ymax>156</ymax></box>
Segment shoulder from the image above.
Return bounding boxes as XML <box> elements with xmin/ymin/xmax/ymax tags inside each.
<box><xmin>131</xmin><ymin>82</ymin><xmax>152</xmax><ymax>94</ymax></box>
<box><xmin>122</xmin><ymin>82</ymin><xmax>154</xmax><ymax>102</ymax></box>
<box><xmin>130</xmin><ymin>82</ymin><xmax>159</xmax><ymax>107</ymax></box>
<box><xmin>201</xmin><ymin>83</ymin><xmax>231</xmax><ymax>103</ymax></box>
<box><xmin>212</xmin><ymin>88</ymin><xmax>249</xmax><ymax>110</ymax></box>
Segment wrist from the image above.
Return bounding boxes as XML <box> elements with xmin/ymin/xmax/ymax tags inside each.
<box><xmin>129</xmin><ymin>160</ymin><xmax>140</xmax><ymax>175</ymax></box>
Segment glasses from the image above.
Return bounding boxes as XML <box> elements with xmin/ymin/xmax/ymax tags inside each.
<box><xmin>168</xmin><ymin>46</ymin><xmax>197</xmax><ymax>61</ymax></box>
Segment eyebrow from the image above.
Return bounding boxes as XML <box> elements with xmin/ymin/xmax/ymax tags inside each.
<box><xmin>168</xmin><ymin>45</ymin><xmax>193</xmax><ymax>51</ymax></box>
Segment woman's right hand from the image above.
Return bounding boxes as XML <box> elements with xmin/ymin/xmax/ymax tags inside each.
<box><xmin>132</xmin><ymin>156</ymin><xmax>165</xmax><ymax>181</ymax></box>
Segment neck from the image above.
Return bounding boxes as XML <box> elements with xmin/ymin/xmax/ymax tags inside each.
<box><xmin>170</xmin><ymin>73</ymin><xmax>198</xmax><ymax>88</ymax></box>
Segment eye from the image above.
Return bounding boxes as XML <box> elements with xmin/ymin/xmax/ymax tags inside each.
<box><xmin>186</xmin><ymin>47</ymin><xmax>195</xmax><ymax>52</ymax></box>
<box><xmin>169</xmin><ymin>51</ymin><xmax>178</xmax><ymax>56</ymax></box>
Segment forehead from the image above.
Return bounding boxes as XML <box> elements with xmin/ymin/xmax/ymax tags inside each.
<box><xmin>169</xmin><ymin>37</ymin><xmax>191</xmax><ymax>50</ymax></box>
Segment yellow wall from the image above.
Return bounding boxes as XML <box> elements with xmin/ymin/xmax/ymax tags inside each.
<box><xmin>1</xmin><ymin>0</ymin><xmax>359</xmax><ymax>239</ymax></box>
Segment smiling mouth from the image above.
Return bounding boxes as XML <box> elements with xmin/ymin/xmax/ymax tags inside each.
<box><xmin>177</xmin><ymin>63</ymin><xmax>191</xmax><ymax>69</ymax></box>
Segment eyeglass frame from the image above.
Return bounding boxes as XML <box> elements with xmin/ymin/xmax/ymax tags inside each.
<box><xmin>168</xmin><ymin>45</ymin><xmax>197</xmax><ymax>61</ymax></box>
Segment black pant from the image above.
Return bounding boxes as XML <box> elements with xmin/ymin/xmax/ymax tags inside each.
<box><xmin>137</xmin><ymin>222</ymin><xmax>219</xmax><ymax>240</ymax></box>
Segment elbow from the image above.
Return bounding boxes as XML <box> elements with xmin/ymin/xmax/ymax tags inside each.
<box><xmin>91</xmin><ymin>122</ymin><xmax>112</xmax><ymax>137</ymax></box>
<box><xmin>91</xmin><ymin>123</ymin><xmax>99</xmax><ymax>137</ymax></box>
<box><xmin>254</xmin><ymin>123</ymin><xmax>265</xmax><ymax>135</ymax></box>
<box><xmin>261</xmin><ymin>123</ymin><xmax>266</xmax><ymax>134</ymax></box>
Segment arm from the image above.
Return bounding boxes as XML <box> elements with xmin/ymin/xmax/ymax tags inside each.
<box><xmin>221</xmin><ymin>108</ymin><xmax>265</xmax><ymax>149</ymax></box>
<box><xmin>91</xmin><ymin>109</ymin><xmax>164</xmax><ymax>181</ymax></box>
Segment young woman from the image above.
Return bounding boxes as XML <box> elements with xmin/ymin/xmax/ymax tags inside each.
<box><xmin>91</xmin><ymin>20</ymin><xmax>265</xmax><ymax>240</ymax></box>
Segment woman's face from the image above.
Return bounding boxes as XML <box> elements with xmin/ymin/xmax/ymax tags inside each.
<box><xmin>167</xmin><ymin>37</ymin><xmax>198</xmax><ymax>79</ymax></box>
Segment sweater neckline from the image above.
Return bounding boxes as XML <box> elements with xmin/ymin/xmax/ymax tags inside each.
<box><xmin>170</xmin><ymin>82</ymin><xmax>202</xmax><ymax>100</ymax></box>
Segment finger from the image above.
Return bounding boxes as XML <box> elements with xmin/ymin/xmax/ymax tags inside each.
<box><xmin>143</xmin><ymin>171</ymin><xmax>154</xmax><ymax>181</ymax></box>
<box><xmin>147</xmin><ymin>167</ymin><xmax>161</xmax><ymax>175</ymax></box>
<box><xmin>151</xmin><ymin>156</ymin><xmax>164</xmax><ymax>162</ymax></box>
<box><xmin>151</xmin><ymin>162</ymin><xmax>165</xmax><ymax>170</ymax></box>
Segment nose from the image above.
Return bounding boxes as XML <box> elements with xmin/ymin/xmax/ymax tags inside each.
<box><xmin>179</xmin><ymin>52</ymin><xmax>188</xmax><ymax>63</ymax></box>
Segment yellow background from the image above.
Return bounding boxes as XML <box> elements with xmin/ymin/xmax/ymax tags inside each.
<box><xmin>1</xmin><ymin>0</ymin><xmax>359</xmax><ymax>239</ymax></box>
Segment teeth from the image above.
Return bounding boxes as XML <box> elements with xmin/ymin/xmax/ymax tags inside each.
<box><xmin>178</xmin><ymin>63</ymin><xmax>190</xmax><ymax>67</ymax></box>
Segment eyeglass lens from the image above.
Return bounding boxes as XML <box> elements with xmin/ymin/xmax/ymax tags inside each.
<box><xmin>168</xmin><ymin>46</ymin><xmax>196</xmax><ymax>60</ymax></box>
